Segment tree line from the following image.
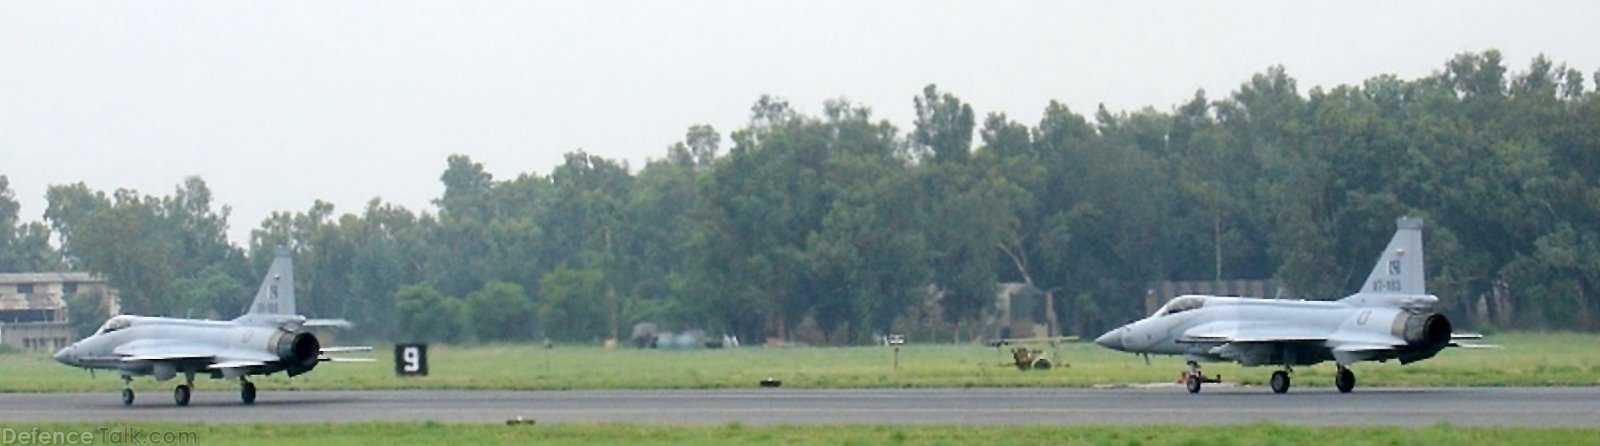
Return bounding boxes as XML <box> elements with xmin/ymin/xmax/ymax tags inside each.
<box><xmin>2</xmin><ymin>50</ymin><xmax>1597</xmax><ymax>343</ymax></box>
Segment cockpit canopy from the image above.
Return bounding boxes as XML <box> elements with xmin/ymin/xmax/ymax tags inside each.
<box><xmin>93</xmin><ymin>315</ymin><xmax>137</xmax><ymax>336</ymax></box>
<box><xmin>1152</xmin><ymin>295</ymin><xmax>1207</xmax><ymax>317</ymax></box>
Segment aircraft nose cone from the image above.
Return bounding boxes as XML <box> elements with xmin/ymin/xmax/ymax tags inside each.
<box><xmin>52</xmin><ymin>346</ymin><xmax>74</xmax><ymax>365</ymax></box>
<box><xmin>1094</xmin><ymin>329</ymin><xmax>1124</xmax><ymax>351</ymax></box>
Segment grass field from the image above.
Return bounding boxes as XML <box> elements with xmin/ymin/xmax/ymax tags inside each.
<box><xmin>0</xmin><ymin>422</ymin><xmax>1595</xmax><ymax>446</ymax></box>
<box><xmin>2</xmin><ymin>332</ymin><xmax>1597</xmax><ymax>393</ymax></box>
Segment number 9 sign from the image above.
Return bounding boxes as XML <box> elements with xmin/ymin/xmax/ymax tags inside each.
<box><xmin>394</xmin><ymin>344</ymin><xmax>429</xmax><ymax>376</ymax></box>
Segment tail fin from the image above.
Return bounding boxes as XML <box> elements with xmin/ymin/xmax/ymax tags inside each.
<box><xmin>1341</xmin><ymin>217</ymin><xmax>1430</xmax><ymax>306</ymax></box>
<box><xmin>244</xmin><ymin>246</ymin><xmax>296</xmax><ymax>316</ymax></box>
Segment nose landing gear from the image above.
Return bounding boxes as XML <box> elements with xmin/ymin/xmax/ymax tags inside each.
<box><xmin>120</xmin><ymin>375</ymin><xmax>135</xmax><ymax>406</ymax></box>
<box><xmin>1181</xmin><ymin>361</ymin><xmax>1222</xmax><ymax>393</ymax></box>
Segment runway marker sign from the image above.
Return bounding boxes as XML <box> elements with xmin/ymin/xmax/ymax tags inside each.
<box><xmin>395</xmin><ymin>344</ymin><xmax>429</xmax><ymax>376</ymax></box>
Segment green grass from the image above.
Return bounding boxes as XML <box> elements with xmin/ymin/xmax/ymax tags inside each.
<box><xmin>3</xmin><ymin>332</ymin><xmax>1597</xmax><ymax>393</ymax></box>
<box><xmin>0</xmin><ymin>422</ymin><xmax>1594</xmax><ymax>445</ymax></box>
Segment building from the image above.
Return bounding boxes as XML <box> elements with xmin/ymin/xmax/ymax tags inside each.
<box><xmin>980</xmin><ymin>282</ymin><xmax>1055</xmax><ymax>341</ymax></box>
<box><xmin>0</xmin><ymin>273</ymin><xmax>120</xmax><ymax>354</ymax></box>
<box><xmin>1145</xmin><ymin>280</ymin><xmax>1288</xmax><ymax>314</ymax></box>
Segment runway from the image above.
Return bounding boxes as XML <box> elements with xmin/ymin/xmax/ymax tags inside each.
<box><xmin>0</xmin><ymin>387</ymin><xmax>1596</xmax><ymax>427</ymax></box>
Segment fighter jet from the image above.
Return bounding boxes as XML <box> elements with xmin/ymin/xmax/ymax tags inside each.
<box><xmin>53</xmin><ymin>246</ymin><xmax>371</xmax><ymax>406</ymax></box>
<box><xmin>1094</xmin><ymin>217</ymin><xmax>1488</xmax><ymax>394</ymax></box>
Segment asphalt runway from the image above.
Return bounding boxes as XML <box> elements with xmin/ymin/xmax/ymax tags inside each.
<box><xmin>0</xmin><ymin>387</ymin><xmax>1596</xmax><ymax>427</ymax></box>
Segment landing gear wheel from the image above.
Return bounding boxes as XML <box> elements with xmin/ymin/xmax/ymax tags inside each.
<box><xmin>121</xmin><ymin>388</ymin><xmax>135</xmax><ymax>406</ymax></box>
<box><xmin>1185</xmin><ymin>361</ymin><xmax>1203</xmax><ymax>394</ymax></box>
<box><xmin>241</xmin><ymin>381</ymin><xmax>257</xmax><ymax>405</ymax></box>
<box><xmin>1270</xmin><ymin>370</ymin><xmax>1291</xmax><ymax>394</ymax></box>
<box><xmin>1031</xmin><ymin>358</ymin><xmax>1052</xmax><ymax>370</ymax></box>
<box><xmin>173</xmin><ymin>384</ymin><xmax>192</xmax><ymax>406</ymax></box>
<box><xmin>1335</xmin><ymin>368</ymin><xmax>1356</xmax><ymax>393</ymax></box>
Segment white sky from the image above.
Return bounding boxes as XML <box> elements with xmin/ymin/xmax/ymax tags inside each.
<box><xmin>3</xmin><ymin>1</ymin><xmax>1598</xmax><ymax>244</ymax></box>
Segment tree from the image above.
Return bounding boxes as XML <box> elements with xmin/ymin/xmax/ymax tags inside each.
<box><xmin>65</xmin><ymin>288</ymin><xmax>107</xmax><ymax>338</ymax></box>
<box><xmin>170</xmin><ymin>265</ymin><xmax>248</xmax><ymax>319</ymax></box>
<box><xmin>394</xmin><ymin>284</ymin><xmax>464</xmax><ymax>343</ymax></box>
<box><xmin>979</xmin><ymin>113</ymin><xmax>1032</xmax><ymax>159</ymax></box>
<box><xmin>55</xmin><ymin>189</ymin><xmax>177</xmax><ymax>314</ymax></box>
<box><xmin>538</xmin><ymin>266</ymin><xmax>608</xmax><ymax>341</ymax></box>
<box><xmin>0</xmin><ymin>175</ymin><xmax>60</xmax><ymax>272</ymax></box>
<box><xmin>42</xmin><ymin>182</ymin><xmax>109</xmax><ymax>267</ymax></box>
<box><xmin>466</xmin><ymin>280</ymin><xmax>536</xmax><ymax>342</ymax></box>
<box><xmin>912</xmin><ymin>84</ymin><xmax>977</xmax><ymax>163</ymax></box>
<box><xmin>685</xmin><ymin>124</ymin><xmax>721</xmax><ymax>168</ymax></box>
<box><xmin>16</xmin><ymin>49</ymin><xmax>1600</xmax><ymax>338</ymax></box>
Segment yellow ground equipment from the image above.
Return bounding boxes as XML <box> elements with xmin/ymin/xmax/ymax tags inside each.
<box><xmin>987</xmin><ymin>336</ymin><xmax>1080</xmax><ymax>371</ymax></box>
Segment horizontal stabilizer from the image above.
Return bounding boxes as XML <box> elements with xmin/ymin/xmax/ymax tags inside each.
<box><xmin>304</xmin><ymin>319</ymin><xmax>355</xmax><ymax>329</ymax></box>
<box><xmin>1450</xmin><ymin>333</ymin><xmax>1485</xmax><ymax>340</ymax></box>
<box><xmin>319</xmin><ymin>356</ymin><xmax>376</xmax><ymax>363</ymax></box>
<box><xmin>1450</xmin><ymin>343</ymin><xmax>1501</xmax><ymax>349</ymax></box>
<box><xmin>320</xmin><ymin>346</ymin><xmax>373</xmax><ymax>353</ymax></box>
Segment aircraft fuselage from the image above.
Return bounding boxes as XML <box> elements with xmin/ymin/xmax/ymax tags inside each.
<box><xmin>1096</xmin><ymin>296</ymin><xmax>1444</xmax><ymax>367</ymax></box>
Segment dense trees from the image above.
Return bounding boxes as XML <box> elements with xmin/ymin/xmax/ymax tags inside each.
<box><xmin>0</xmin><ymin>176</ymin><xmax>59</xmax><ymax>272</ymax></box>
<box><xmin>4</xmin><ymin>50</ymin><xmax>1597</xmax><ymax>342</ymax></box>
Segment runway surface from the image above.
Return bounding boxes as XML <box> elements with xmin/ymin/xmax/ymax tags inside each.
<box><xmin>1</xmin><ymin>387</ymin><xmax>1597</xmax><ymax>427</ymax></box>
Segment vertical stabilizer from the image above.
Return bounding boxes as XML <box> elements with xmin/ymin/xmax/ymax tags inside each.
<box><xmin>244</xmin><ymin>246</ymin><xmax>296</xmax><ymax>316</ymax></box>
<box><xmin>1342</xmin><ymin>217</ymin><xmax>1426</xmax><ymax>305</ymax></box>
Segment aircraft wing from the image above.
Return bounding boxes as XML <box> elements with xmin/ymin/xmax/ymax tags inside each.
<box><xmin>1177</xmin><ymin>321</ymin><xmax>1328</xmax><ymax>344</ymax></box>
<box><xmin>114</xmin><ymin>339</ymin><xmax>218</xmax><ymax>361</ymax></box>
<box><xmin>1332</xmin><ymin>343</ymin><xmax>1398</xmax><ymax>353</ymax></box>
<box><xmin>114</xmin><ymin>339</ymin><xmax>279</xmax><ymax>365</ymax></box>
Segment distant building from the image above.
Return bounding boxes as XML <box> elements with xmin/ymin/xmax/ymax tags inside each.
<box><xmin>0</xmin><ymin>273</ymin><xmax>120</xmax><ymax>353</ymax></box>
<box><xmin>1145</xmin><ymin>280</ymin><xmax>1287</xmax><ymax>314</ymax></box>
<box><xmin>981</xmin><ymin>283</ymin><xmax>1053</xmax><ymax>341</ymax></box>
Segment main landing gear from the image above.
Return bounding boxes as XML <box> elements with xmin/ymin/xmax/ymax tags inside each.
<box><xmin>240</xmin><ymin>378</ymin><xmax>257</xmax><ymax>405</ymax></box>
<box><xmin>1264</xmin><ymin>365</ymin><xmax>1358</xmax><ymax>394</ymax></box>
<box><xmin>1270</xmin><ymin>367</ymin><xmax>1292</xmax><ymax>394</ymax></box>
<box><xmin>117</xmin><ymin>374</ymin><xmax>264</xmax><ymax>406</ymax></box>
<box><xmin>1335</xmin><ymin>364</ymin><xmax>1357</xmax><ymax>393</ymax></box>
<box><xmin>1181</xmin><ymin>361</ymin><xmax>1222</xmax><ymax>393</ymax></box>
<box><xmin>1179</xmin><ymin>361</ymin><xmax>1359</xmax><ymax>394</ymax></box>
<box><xmin>173</xmin><ymin>373</ymin><xmax>194</xmax><ymax>406</ymax></box>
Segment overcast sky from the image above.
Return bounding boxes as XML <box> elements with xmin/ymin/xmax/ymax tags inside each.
<box><xmin>4</xmin><ymin>1</ymin><xmax>1598</xmax><ymax>244</ymax></box>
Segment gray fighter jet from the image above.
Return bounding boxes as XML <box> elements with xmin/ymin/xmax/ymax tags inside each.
<box><xmin>1094</xmin><ymin>217</ymin><xmax>1488</xmax><ymax>394</ymax></box>
<box><xmin>53</xmin><ymin>246</ymin><xmax>371</xmax><ymax>406</ymax></box>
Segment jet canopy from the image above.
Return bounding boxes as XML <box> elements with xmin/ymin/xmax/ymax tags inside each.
<box><xmin>1152</xmin><ymin>295</ymin><xmax>1207</xmax><ymax>318</ymax></box>
<box><xmin>94</xmin><ymin>315</ymin><xmax>137</xmax><ymax>335</ymax></box>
